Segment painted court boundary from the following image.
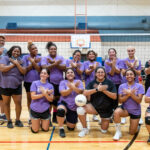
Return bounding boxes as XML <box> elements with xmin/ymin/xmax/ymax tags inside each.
<box><xmin>0</xmin><ymin>140</ymin><xmax>146</xmax><ymax>143</ymax></box>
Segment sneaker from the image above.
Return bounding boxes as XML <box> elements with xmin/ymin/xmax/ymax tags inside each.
<box><xmin>7</xmin><ymin>120</ymin><xmax>14</xmax><ymax>128</ymax></box>
<box><xmin>98</xmin><ymin>119</ymin><xmax>101</xmax><ymax>125</ymax></box>
<box><xmin>101</xmin><ymin>129</ymin><xmax>107</xmax><ymax>134</ymax></box>
<box><xmin>2</xmin><ymin>115</ymin><xmax>7</xmax><ymax>121</ymax></box>
<box><xmin>0</xmin><ymin>115</ymin><xmax>3</xmax><ymax>121</ymax></box>
<box><xmin>110</xmin><ymin>118</ymin><xmax>113</xmax><ymax>123</ymax></box>
<box><xmin>15</xmin><ymin>120</ymin><xmax>24</xmax><ymax>127</ymax></box>
<box><xmin>139</xmin><ymin>118</ymin><xmax>143</xmax><ymax>125</ymax></box>
<box><xmin>78</xmin><ymin>128</ymin><xmax>89</xmax><ymax>137</ymax></box>
<box><xmin>113</xmin><ymin>131</ymin><xmax>122</xmax><ymax>141</ymax></box>
<box><xmin>147</xmin><ymin>137</ymin><xmax>150</xmax><ymax>144</ymax></box>
<box><xmin>92</xmin><ymin>115</ymin><xmax>99</xmax><ymax>121</ymax></box>
<box><xmin>59</xmin><ymin>128</ymin><xmax>66</xmax><ymax>138</ymax></box>
<box><xmin>121</xmin><ymin>117</ymin><xmax>126</xmax><ymax>124</ymax></box>
<box><xmin>28</xmin><ymin>119</ymin><xmax>32</xmax><ymax>125</ymax></box>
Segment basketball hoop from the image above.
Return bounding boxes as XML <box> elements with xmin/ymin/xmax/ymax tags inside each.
<box><xmin>70</xmin><ymin>34</ymin><xmax>91</xmax><ymax>49</ymax></box>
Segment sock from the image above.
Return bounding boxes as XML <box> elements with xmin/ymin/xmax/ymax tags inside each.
<box><xmin>115</xmin><ymin>123</ymin><xmax>121</xmax><ymax>132</ymax></box>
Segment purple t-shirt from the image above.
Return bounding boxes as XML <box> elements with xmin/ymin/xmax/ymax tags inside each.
<box><xmin>104</xmin><ymin>58</ymin><xmax>122</xmax><ymax>85</ymax></box>
<box><xmin>66</xmin><ymin>59</ymin><xmax>84</xmax><ymax>80</ymax></box>
<box><xmin>22</xmin><ymin>54</ymin><xmax>41</xmax><ymax>82</ymax></box>
<box><xmin>0</xmin><ymin>56</ymin><xmax>26</xmax><ymax>89</ymax></box>
<box><xmin>59</xmin><ymin>79</ymin><xmax>84</xmax><ymax>111</ymax></box>
<box><xmin>30</xmin><ymin>80</ymin><xmax>54</xmax><ymax>113</ymax></box>
<box><xmin>84</xmin><ymin>60</ymin><xmax>102</xmax><ymax>86</ymax></box>
<box><xmin>145</xmin><ymin>87</ymin><xmax>150</xmax><ymax>108</ymax></box>
<box><xmin>120</xmin><ymin>58</ymin><xmax>141</xmax><ymax>83</ymax></box>
<box><xmin>119</xmin><ymin>83</ymin><xmax>144</xmax><ymax>115</ymax></box>
<box><xmin>41</xmin><ymin>55</ymin><xmax>65</xmax><ymax>85</ymax></box>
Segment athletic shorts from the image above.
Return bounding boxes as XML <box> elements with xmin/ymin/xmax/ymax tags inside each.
<box><xmin>119</xmin><ymin>105</ymin><xmax>141</xmax><ymax>119</ymax></box>
<box><xmin>0</xmin><ymin>89</ymin><xmax>2</xmax><ymax>100</ymax></box>
<box><xmin>0</xmin><ymin>84</ymin><xmax>22</xmax><ymax>96</ymax></box>
<box><xmin>58</xmin><ymin>101</ymin><xmax>78</xmax><ymax>124</ymax></box>
<box><xmin>50</xmin><ymin>83</ymin><xmax>60</xmax><ymax>106</ymax></box>
<box><xmin>24</xmin><ymin>82</ymin><xmax>32</xmax><ymax>92</ymax></box>
<box><xmin>30</xmin><ymin>109</ymin><xmax>50</xmax><ymax>120</ymax></box>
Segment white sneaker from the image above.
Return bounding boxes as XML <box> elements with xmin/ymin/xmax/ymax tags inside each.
<box><xmin>78</xmin><ymin>128</ymin><xmax>89</xmax><ymax>137</ymax></box>
<box><xmin>139</xmin><ymin>118</ymin><xmax>143</xmax><ymax>124</ymax></box>
<box><xmin>98</xmin><ymin>119</ymin><xmax>101</xmax><ymax>125</ymax></box>
<box><xmin>113</xmin><ymin>131</ymin><xmax>122</xmax><ymax>141</ymax></box>
<box><xmin>93</xmin><ymin>115</ymin><xmax>99</xmax><ymax>121</ymax></box>
<box><xmin>101</xmin><ymin>129</ymin><xmax>107</xmax><ymax>134</ymax></box>
<box><xmin>121</xmin><ymin>117</ymin><xmax>126</xmax><ymax>124</ymax></box>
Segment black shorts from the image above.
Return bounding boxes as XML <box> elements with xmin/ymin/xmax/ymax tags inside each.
<box><xmin>0</xmin><ymin>89</ymin><xmax>2</xmax><ymax>100</ymax></box>
<box><xmin>0</xmin><ymin>84</ymin><xmax>22</xmax><ymax>96</ymax></box>
<box><xmin>94</xmin><ymin>106</ymin><xmax>113</xmax><ymax>118</ymax></box>
<box><xmin>24</xmin><ymin>82</ymin><xmax>32</xmax><ymax>92</ymax></box>
<box><xmin>91</xmin><ymin>101</ymin><xmax>113</xmax><ymax>118</ymax></box>
<box><xmin>58</xmin><ymin>101</ymin><xmax>78</xmax><ymax>124</ymax></box>
<box><xmin>30</xmin><ymin>109</ymin><xmax>50</xmax><ymax>120</ymax></box>
<box><xmin>119</xmin><ymin>105</ymin><xmax>141</xmax><ymax>119</ymax></box>
<box><xmin>50</xmin><ymin>83</ymin><xmax>60</xmax><ymax>106</ymax></box>
<box><xmin>51</xmin><ymin>83</ymin><xmax>60</xmax><ymax>97</ymax></box>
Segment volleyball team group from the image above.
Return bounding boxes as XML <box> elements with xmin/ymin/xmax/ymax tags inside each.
<box><xmin>0</xmin><ymin>36</ymin><xmax>150</xmax><ymax>143</ymax></box>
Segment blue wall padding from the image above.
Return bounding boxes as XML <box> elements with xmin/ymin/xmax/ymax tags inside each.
<box><xmin>78</xmin><ymin>23</ymin><xmax>87</xmax><ymax>29</ymax></box>
<box><xmin>17</xmin><ymin>22</ymin><xmax>74</xmax><ymax>29</ymax></box>
<box><xmin>1</xmin><ymin>16</ymin><xmax>150</xmax><ymax>33</ymax></box>
<box><xmin>6</xmin><ymin>23</ymin><xmax>17</xmax><ymax>29</ymax></box>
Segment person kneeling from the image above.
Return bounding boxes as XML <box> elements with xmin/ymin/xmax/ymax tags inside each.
<box><xmin>30</xmin><ymin>69</ymin><xmax>54</xmax><ymax>133</ymax></box>
<box><xmin>77</xmin><ymin>67</ymin><xmax>117</xmax><ymax>137</ymax></box>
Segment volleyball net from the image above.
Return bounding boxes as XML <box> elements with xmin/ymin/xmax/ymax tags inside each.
<box><xmin>1</xmin><ymin>33</ymin><xmax>150</xmax><ymax>65</ymax></box>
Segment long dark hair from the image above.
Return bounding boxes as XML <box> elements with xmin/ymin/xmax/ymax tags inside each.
<box><xmin>7</xmin><ymin>46</ymin><xmax>22</xmax><ymax>58</ymax></box>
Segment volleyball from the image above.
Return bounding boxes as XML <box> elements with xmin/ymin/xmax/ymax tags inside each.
<box><xmin>75</xmin><ymin>94</ymin><xmax>87</xmax><ymax>107</ymax></box>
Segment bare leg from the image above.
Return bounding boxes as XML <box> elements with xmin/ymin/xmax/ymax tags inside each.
<box><xmin>2</xmin><ymin>95</ymin><xmax>11</xmax><ymax>120</ymax></box>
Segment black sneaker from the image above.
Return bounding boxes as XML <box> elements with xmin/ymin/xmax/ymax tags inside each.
<box><xmin>28</xmin><ymin>119</ymin><xmax>32</xmax><ymax>125</ymax></box>
<box><xmin>15</xmin><ymin>120</ymin><xmax>24</xmax><ymax>127</ymax></box>
<box><xmin>59</xmin><ymin>128</ymin><xmax>66</xmax><ymax>138</ymax></box>
<box><xmin>7</xmin><ymin>120</ymin><xmax>13</xmax><ymax>128</ymax></box>
<box><xmin>2</xmin><ymin>115</ymin><xmax>7</xmax><ymax>121</ymax></box>
<box><xmin>147</xmin><ymin>137</ymin><xmax>150</xmax><ymax>144</ymax></box>
<box><xmin>110</xmin><ymin>118</ymin><xmax>113</xmax><ymax>123</ymax></box>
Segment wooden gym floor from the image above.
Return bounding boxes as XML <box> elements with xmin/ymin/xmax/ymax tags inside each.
<box><xmin>0</xmin><ymin>87</ymin><xmax>149</xmax><ymax>150</ymax></box>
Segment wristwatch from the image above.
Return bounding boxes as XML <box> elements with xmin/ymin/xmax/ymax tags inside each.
<box><xmin>96</xmin><ymin>88</ymin><xmax>98</xmax><ymax>92</ymax></box>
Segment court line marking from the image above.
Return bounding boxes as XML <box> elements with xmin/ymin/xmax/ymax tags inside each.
<box><xmin>46</xmin><ymin>126</ymin><xmax>55</xmax><ymax>150</ymax></box>
<box><xmin>0</xmin><ymin>140</ymin><xmax>146</xmax><ymax>144</ymax></box>
<box><xmin>123</xmin><ymin>124</ymin><xmax>141</xmax><ymax>150</ymax></box>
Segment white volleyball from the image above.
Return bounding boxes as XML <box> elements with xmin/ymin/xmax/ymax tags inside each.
<box><xmin>75</xmin><ymin>94</ymin><xmax>87</xmax><ymax>107</ymax></box>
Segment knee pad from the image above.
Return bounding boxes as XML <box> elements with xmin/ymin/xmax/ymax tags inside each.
<box><xmin>57</xmin><ymin>108</ymin><xmax>65</xmax><ymax>117</ymax></box>
<box><xmin>145</xmin><ymin>116</ymin><xmax>150</xmax><ymax>125</ymax></box>
<box><xmin>31</xmin><ymin>127</ymin><xmax>38</xmax><ymax>133</ymax></box>
<box><xmin>67</xmin><ymin>126</ymin><xmax>75</xmax><ymax>131</ymax></box>
<box><xmin>42</xmin><ymin>128</ymin><xmax>49</xmax><ymax>132</ymax></box>
<box><xmin>77</xmin><ymin>107</ymin><xmax>85</xmax><ymax>115</ymax></box>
